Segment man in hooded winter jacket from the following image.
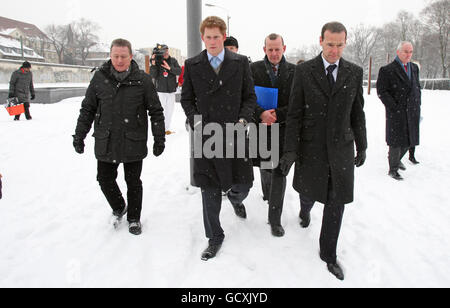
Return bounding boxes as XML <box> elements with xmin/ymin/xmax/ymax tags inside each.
<box><xmin>9</xmin><ymin>61</ymin><xmax>35</xmax><ymax>121</ymax></box>
<box><xmin>73</xmin><ymin>39</ymin><xmax>166</xmax><ymax>236</ymax></box>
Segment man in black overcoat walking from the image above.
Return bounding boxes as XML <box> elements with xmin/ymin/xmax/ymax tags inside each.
<box><xmin>280</xmin><ymin>22</ymin><xmax>367</xmax><ymax>280</ymax></box>
<box><xmin>377</xmin><ymin>41</ymin><xmax>422</xmax><ymax>181</ymax></box>
<box><xmin>250</xmin><ymin>33</ymin><xmax>296</xmax><ymax>237</ymax></box>
<box><xmin>181</xmin><ymin>16</ymin><xmax>256</xmax><ymax>261</ymax></box>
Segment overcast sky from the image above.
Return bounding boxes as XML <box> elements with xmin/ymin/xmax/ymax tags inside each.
<box><xmin>2</xmin><ymin>0</ymin><xmax>429</xmax><ymax>61</ymax></box>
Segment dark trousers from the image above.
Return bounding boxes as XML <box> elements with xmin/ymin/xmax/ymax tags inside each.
<box><xmin>201</xmin><ymin>184</ymin><xmax>251</xmax><ymax>245</ymax></box>
<box><xmin>409</xmin><ymin>147</ymin><xmax>416</xmax><ymax>159</ymax></box>
<box><xmin>97</xmin><ymin>160</ymin><xmax>143</xmax><ymax>222</ymax></box>
<box><xmin>300</xmin><ymin>171</ymin><xmax>345</xmax><ymax>264</ymax></box>
<box><xmin>300</xmin><ymin>195</ymin><xmax>345</xmax><ymax>264</ymax></box>
<box><xmin>260</xmin><ymin>169</ymin><xmax>272</xmax><ymax>201</ymax></box>
<box><xmin>267</xmin><ymin>167</ymin><xmax>288</xmax><ymax>226</ymax></box>
<box><xmin>389</xmin><ymin>146</ymin><xmax>409</xmax><ymax>172</ymax></box>
<box><xmin>14</xmin><ymin>102</ymin><xmax>31</xmax><ymax>120</ymax></box>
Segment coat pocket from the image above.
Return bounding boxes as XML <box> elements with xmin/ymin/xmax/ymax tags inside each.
<box><xmin>93</xmin><ymin>130</ymin><xmax>110</xmax><ymax>156</ymax></box>
<box><xmin>124</xmin><ymin>131</ymin><xmax>148</xmax><ymax>157</ymax></box>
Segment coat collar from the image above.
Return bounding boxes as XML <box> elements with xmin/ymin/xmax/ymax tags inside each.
<box><xmin>191</xmin><ymin>49</ymin><xmax>241</xmax><ymax>93</ymax></box>
<box><xmin>100</xmin><ymin>60</ymin><xmax>142</xmax><ymax>82</ymax></box>
<box><xmin>392</xmin><ymin>60</ymin><xmax>411</xmax><ymax>86</ymax></box>
<box><xmin>311</xmin><ymin>53</ymin><xmax>351</xmax><ymax>96</ymax></box>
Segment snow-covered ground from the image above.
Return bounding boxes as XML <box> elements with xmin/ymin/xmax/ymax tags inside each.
<box><xmin>0</xmin><ymin>90</ymin><xmax>449</xmax><ymax>288</ymax></box>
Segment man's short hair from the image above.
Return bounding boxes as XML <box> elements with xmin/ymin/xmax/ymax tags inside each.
<box><xmin>265</xmin><ymin>33</ymin><xmax>285</xmax><ymax>46</ymax></box>
<box><xmin>397</xmin><ymin>41</ymin><xmax>413</xmax><ymax>51</ymax></box>
<box><xmin>225</xmin><ymin>36</ymin><xmax>239</xmax><ymax>49</ymax></box>
<box><xmin>110</xmin><ymin>38</ymin><xmax>133</xmax><ymax>55</ymax></box>
<box><xmin>200</xmin><ymin>16</ymin><xmax>227</xmax><ymax>36</ymax></box>
<box><xmin>321</xmin><ymin>22</ymin><xmax>347</xmax><ymax>40</ymax></box>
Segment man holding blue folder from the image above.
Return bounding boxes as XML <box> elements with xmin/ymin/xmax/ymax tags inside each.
<box><xmin>251</xmin><ymin>33</ymin><xmax>296</xmax><ymax>237</ymax></box>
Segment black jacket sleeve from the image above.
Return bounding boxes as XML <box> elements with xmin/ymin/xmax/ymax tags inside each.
<box><xmin>144</xmin><ymin>74</ymin><xmax>166</xmax><ymax>144</ymax></box>
<box><xmin>284</xmin><ymin>65</ymin><xmax>304</xmax><ymax>154</ymax></box>
<box><xmin>74</xmin><ymin>74</ymin><xmax>99</xmax><ymax>140</ymax></box>
<box><xmin>376</xmin><ymin>66</ymin><xmax>399</xmax><ymax>110</ymax></box>
<box><xmin>180</xmin><ymin>60</ymin><xmax>200</xmax><ymax>128</ymax></box>
<box><xmin>239</xmin><ymin>57</ymin><xmax>257</xmax><ymax>123</ymax></box>
<box><xmin>351</xmin><ymin>67</ymin><xmax>368</xmax><ymax>153</ymax></box>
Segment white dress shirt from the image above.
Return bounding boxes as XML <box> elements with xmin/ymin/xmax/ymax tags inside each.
<box><xmin>322</xmin><ymin>55</ymin><xmax>340</xmax><ymax>82</ymax></box>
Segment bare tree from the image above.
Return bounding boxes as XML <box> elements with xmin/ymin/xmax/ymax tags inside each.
<box><xmin>346</xmin><ymin>24</ymin><xmax>380</xmax><ymax>76</ymax></box>
<box><xmin>45</xmin><ymin>24</ymin><xmax>69</xmax><ymax>64</ymax></box>
<box><xmin>422</xmin><ymin>0</ymin><xmax>450</xmax><ymax>78</ymax></box>
<box><xmin>72</xmin><ymin>18</ymin><xmax>100</xmax><ymax>66</ymax></box>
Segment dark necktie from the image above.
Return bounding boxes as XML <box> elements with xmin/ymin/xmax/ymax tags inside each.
<box><xmin>327</xmin><ymin>64</ymin><xmax>337</xmax><ymax>89</ymax></box>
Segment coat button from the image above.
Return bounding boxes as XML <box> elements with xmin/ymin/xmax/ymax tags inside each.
<box><xmin>124</xmin><ymin>119</ymin><xmax>129</xmax><ymax>123</ymax></box>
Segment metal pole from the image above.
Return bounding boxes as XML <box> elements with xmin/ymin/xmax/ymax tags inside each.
<box><xmin>187</xmin><ymin>0</ymin><xmax>203</xmax><ymax>58</ymax></box>
<box><xmin>186</xmin><ymin>0</ymin><xmax>203</xmax><ymax>188</ymax></box>
<box><xmin>227</xmin><ymin>16</ymin><xmax>230</xmax><ymax>36</ymax></box>
<box><xmin>368</xmin><ymin>56</ymin><xmax>373</xmax><ymax>95</ymax></box>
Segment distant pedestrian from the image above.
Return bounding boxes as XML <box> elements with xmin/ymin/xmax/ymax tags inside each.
<box><xmin>150</xmin><ymin>44</ymin><xmax>182</xmax><ymax>136</ymax></box>
<box><xmin>9</xmin><ymin>61</ymin><xmax>35</xmax><ymax>121</ymax></box>
<box><xmin>0</xmin><ymin>173</ymin><xmax>3</xmax><ymax>200</ymax></box>
<box><xmin>377</xmin><ymin>41</ymin><xmax>422</xmax><ymax>181</ymax></box>
<box><xmin>73</xmin><ymin>39</ymin><xmax>166</xmax><ymax>236</ymax></box>
<box><xmin>224</xmin><ymin>36</ymin><xmax>239</xmax><ymax>53</ymax></box>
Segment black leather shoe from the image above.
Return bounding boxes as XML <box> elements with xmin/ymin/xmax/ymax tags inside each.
<box><xmin>232</xmin><ymin>203</ymin><xmax>247</xmax><ymax>219</ymax></box>
<box><xmin>270</xmin><ymin>224</ymin><xmax>285</xmax><ymax>237</ymax></box>
<box><xmin>327</xmin><ymin>262</ymin><xmax>345</xmax><ymax>281</ymax></box>
<box><xmin>129</xmin><ymin>222</ymin><xmax>142</xmax><ymax>236</ymax></box>
<box><xmin>398</xmin><ymin>162</ymin><xmax>407</xmax><ymax>171</ymax></box>
<box><xmin>299</xmin><ymin>212</ymin><xmax>311</xmax><ymax>228</ymax></box>
<box><xmin>389</xmin><ymin>170</ymin><xmax>404</xmax><ymax>181</ymax></box>
<box><xmin>201</xmin><ymin>244</ymin><xmax>222</xmax><ymax>261</ymax></box>
<box><xmin>409</xmin><ymin>157</ymin><xmax>420</xmax><ymax>165</ymax></box>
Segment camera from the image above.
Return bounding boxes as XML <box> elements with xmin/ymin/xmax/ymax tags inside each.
<box><xmin>152</xmin><ymin>44</ymin><xmax>168</xmax><ymax>66</ymax></box>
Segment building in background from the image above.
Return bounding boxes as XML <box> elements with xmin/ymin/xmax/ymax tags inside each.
<box><xmin>0</xmin><ymin>16</ymin><xmax>58</xmax><ymax>63</ymax></box>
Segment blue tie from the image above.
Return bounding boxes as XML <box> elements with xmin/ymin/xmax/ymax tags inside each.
<box><xmin>210</xmin><ymin>56</ymin><xmax>221</xmax><ymax>70</ymax></box>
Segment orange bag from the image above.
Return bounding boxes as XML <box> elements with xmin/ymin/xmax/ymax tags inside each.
<box><xmin>4</xmin><ymin>97</ymin><xmax>25</xmax><ymax>116</ymax></box>
<box><xmin>6</xmin><ymin>103</ymin><xmax>25</xmax><ymax>116</ymax></box>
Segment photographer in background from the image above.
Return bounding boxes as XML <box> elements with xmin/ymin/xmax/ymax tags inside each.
<box><xmin>150</xmin><ymin>44</ymin><xmax>182</xmax><ymax>136</ymax></box>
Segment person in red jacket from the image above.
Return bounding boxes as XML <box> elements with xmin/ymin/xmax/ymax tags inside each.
<box><xmin>178</xmin><ymin>65</ymin><xmax>185</xmax><ymax>87</ymax></box>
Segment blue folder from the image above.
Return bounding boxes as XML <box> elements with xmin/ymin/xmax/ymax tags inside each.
<box><xmin>255</xmin><ymin>86</ymin><xmax>278</xmax><ymax>110</ymax></box>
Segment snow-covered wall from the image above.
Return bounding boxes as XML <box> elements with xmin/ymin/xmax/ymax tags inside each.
<box><xmin>0</xmin><ymin>59</ymin><xmax>93</xmax><ymax>84</ymax></box>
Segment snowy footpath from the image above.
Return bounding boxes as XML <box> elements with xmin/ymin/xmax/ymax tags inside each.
<box><xmin>0</xmin><ymin>90</ymin><xmax>449</xmax><ymax>288</ymax></box>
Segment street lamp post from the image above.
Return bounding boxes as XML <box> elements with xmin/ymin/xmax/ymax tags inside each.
<box><xmin>205</xmin><ymin>3</ymin><xmax>230</xmax><ymax>36</ymax></box>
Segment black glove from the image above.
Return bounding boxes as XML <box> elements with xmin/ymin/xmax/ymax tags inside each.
<box><xmin>279</xmin><ymin>152</ymin><xmax>298</xmax><ymax>176</ymax></box>
<box><xmin>31</xmin><ymin>94</ymin><xmax>35</xmax><ymax>100</ymax></box>
<box><xmin>153</xmin><ymin>142</ymin><xmax>165</xmax><ymax>157</ymax></box>
<box><xmin>355</xmin><ymin>150</ymin><xmax>366</xmax><ymax>168</ymax></box>
<box><xmin>73</xmin><ymin>135</ymin><xmax>85</xmax><ymax>154</ymax></box>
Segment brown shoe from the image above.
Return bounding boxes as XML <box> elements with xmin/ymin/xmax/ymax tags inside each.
<box><xmin>165</xmin><ymin>131</ymin><xmax>175</xmax><ymax>135</ymax></box>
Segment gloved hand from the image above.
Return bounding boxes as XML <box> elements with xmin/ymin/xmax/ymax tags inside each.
<box><xmin>73</xmin><ymin>135</ymin><xmax>85</xmax><ymax>154</ymax></box>
<box><xmin>153</xmin><ymin>142</ymin><xmax>165</xmax><ymax>157</ymax></box>
<box><xmin>355</xmin><ymin>150</ymin><xmax>366</xmax><ymax>167</ymax></box>
<box><xmin>279</xmin><ymin>152</ymin><xmax>298</xmax><ymax>176</ymax></box>
<box><xmin>31</xmin><ymin>94</ymin><xmax>35</xmax><ymax>100</ymax></box>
